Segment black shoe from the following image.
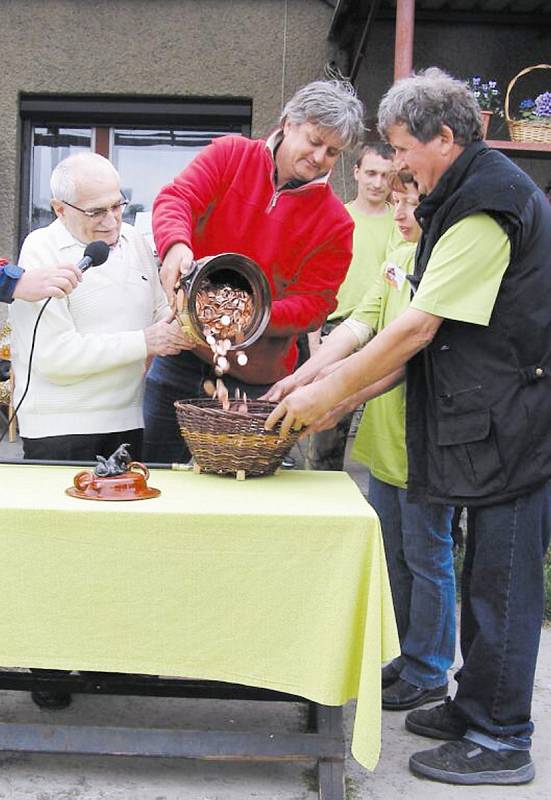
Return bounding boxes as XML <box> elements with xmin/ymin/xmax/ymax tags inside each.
<box><xmin>382</xmin><ymin>678</ymin><xmax>448</xmax><ymax>711</ymax></box>
<box><xmin>281</xmin><ymin>455</ymin><xmax>296</xmax><ymax>469</ymax></box>
<box><xmin>406</xmin><ymin>697</ymin><xmax>467</xmax><ymax>740</ymax></box>
<box><xmin>409</xmin><ymin>738</ymin><xmax>535</xmax><ymax>785</ymax></box>
<box><xmin>382</xmin><ymin>662</ymin><xmax>400</xmax><ymax>689</ymax></box>
<box><xmin>31</xmin><ymin>690</ymin><xmax>72</xmax><ymax>710</ymax></box>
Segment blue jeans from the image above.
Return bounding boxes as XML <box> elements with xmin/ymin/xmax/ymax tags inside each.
<box><xmin>368</xmin><ymin>474</ymin><xmax>456</xmax><ymax>688</ymax></box>
<box><xmin>143</xmin><ymin>351</ymin><xmax>271</xmax><ymax>464</ymax></box>
<box><xmin>454</xmin><ymin>481</ymin><xmax>551</xmax><ymax>742</ymax></box>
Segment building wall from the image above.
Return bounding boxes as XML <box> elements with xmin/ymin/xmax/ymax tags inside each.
<box><xmin>0</xmin><ymin>0</ymin><xmax>337</xmax><ymax>258</ymax></box>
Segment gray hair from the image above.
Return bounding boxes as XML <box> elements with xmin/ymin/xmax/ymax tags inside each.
<box><xmin>280</xmin><ymin>80</ymin><xmax>365</xmax><ymax>150</ymax></box>
<box><xmin>50</xmin><ymin>152</ymin><xmax>120</xmax><ymax>203</ymax></box>
<box><xmin>377</xmin><ymin>67</ymin><xmax>483</xmax><ymax>146</ymax></box>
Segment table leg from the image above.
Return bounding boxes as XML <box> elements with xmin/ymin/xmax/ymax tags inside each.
<box><xmin>308</xmin><ymin>704</ymin><xmax>345</xmax><ymax>800</ymax></box>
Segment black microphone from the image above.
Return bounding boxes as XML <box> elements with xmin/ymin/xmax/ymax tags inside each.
<box><xmin>77</xmin><ymin>240</ymin><xmax>110</xmax><ymax>273</ymax></box>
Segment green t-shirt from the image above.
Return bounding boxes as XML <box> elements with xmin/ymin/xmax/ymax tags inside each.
<box><xmin>328</xmin><ymin>203</ymin><xmax>395</xmax><ymax>321</ymax></box>
<box><xmin>411</xmin><ymin>213</ymin><xmax>510</xmax><ymax>324</ymax></box>
<box><xmin>351</xmin><ymin>213</ymin><xmax>511</xmax><ymax>488</ymax></box>
<box><xmin>385</xmin><ymin>218</ymin><xmax>404</xmax><ymax>259</ymax></box>
<box><xmin>350</xmin><ymin>240</ymin><xmax>417</xmax><ymax>488</ymax></box>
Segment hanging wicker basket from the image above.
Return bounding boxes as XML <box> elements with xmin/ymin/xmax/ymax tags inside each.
<box><xmin>505</xmin><ymin>64</ymin><xmax>551</xmax><ymax>144</ymax></box>
<box><xmin>174</xmin><ymin>398</ymin><xmax>300</xmax><ymax>479</ymax></box>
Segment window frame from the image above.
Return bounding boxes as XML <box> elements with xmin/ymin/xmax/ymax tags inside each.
<box><xmin>19</xmin><ymin>94</ymin><xmax>252</xmax><ymax>249</ymax></box>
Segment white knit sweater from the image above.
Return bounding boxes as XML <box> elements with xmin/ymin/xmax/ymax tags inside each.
<box><xmin>10</xmin><ymin>220</ymin><xmax>169</xmax><ymax>438</ymax></box>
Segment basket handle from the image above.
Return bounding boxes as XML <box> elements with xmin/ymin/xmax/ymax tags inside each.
<box><xmin>505</xmin><ymin>64</ymin><xmax>551</xmax><ymax>123</ymax></box>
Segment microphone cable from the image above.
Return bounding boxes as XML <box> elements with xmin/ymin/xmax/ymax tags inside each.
<box><xmin>0</xmin><ymin>240</ymin><xmax>110</xmax><ymax>444</ymax></box>
<box><xmin>0</xmin><ymin>298</ymin><xmax>52</xmax><ymax>443</ymax></box>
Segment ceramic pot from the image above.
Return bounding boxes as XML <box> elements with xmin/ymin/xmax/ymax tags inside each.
<box><xmin>481</xmin><ymin>110</ymin><xmax>493</xmax><ymax>139</ymax></box>
<box><xmin>68</xmin><ymin>461</ymin><xmax>160</xmax><ymax>500</ymax></box>
<box><xmin>177</xmin><ymin>252</ymin><xmax>272</xmax><ymax>351</ymax></box>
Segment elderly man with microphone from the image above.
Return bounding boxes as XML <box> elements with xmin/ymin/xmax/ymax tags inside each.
<box><xmin>9</xmin><ymin>152</ymin><xmax>189</xmax><ymax>463</ymax></box>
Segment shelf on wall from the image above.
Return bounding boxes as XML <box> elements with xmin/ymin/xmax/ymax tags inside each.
<box><xmin>486</xmin><ymin>140</ymin><xmax>551</xmax><ymax>157</ymax></box>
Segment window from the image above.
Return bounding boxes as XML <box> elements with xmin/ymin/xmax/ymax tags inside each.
<box><xmin>19</xmin><ymin>95</ymin><xmax>252</xmax><ymax>249</ymax></box>
<box><xmin>30</xmin><ymin>127</ymin><xmax>92</xmax><ymax>231</ymax></box>
<box><xmin>110</xmin><ymin>128</ymin><xmax>228</xmax><ymax>223</ymax></box>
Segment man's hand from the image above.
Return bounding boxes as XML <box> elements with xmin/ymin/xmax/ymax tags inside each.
<box><xmin>13</xmin><ymin>263</ymin><xmax>82</xmax><ymax>301</ymax></box>
<box><xmin>265</xmin><ymin>381</ymin><xmax>336</xmax><ymax>437</ymax></box>
<box><xmin>160</xmin><ymin>243</ymin><xmax>194</xmax><ymax>297</ymax></box>
<box><xmin>304</xmin><ymin>397</ymin><xmax>357</xmax><ymax>435</ymax></box>
<box><xmin>260</xmin><ymin>374</ymin><xmax>299</xmax><ymax>402</ymax></box>
<box><xmin>144</xmin><ymin>313</ymin><xmax>196</xmax><ymax>356</ymax></box>
<box><xmin>261</xmin><ymin>355</ymin><xmax>342</xmax><ymax>403</ymax></box>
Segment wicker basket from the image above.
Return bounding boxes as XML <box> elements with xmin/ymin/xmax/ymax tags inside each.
<box><xmin>174</xmin><ymin>398</ymin><xmax>300</xmax><ymax>478</ymax></box>
<box><xmin>505</xmin><ymin>64</ymin><xmax>551</xmax><ymax>143</ymax></box>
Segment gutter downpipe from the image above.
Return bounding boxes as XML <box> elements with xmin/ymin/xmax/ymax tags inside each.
<box><xmin>394</xmin><ymin>0</ymin><xmax>415</xmax><ymax>80</ymax></box>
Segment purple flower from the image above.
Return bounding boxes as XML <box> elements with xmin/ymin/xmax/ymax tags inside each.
<box><xmin>534</xmin><ymin>92</ymin><xmax>551</xmax><ymax>118</ymax></box>
<box><xmin>519</xmin><ymin>98</ymin><xmax>535</xmax><ymax>110</ymax></box>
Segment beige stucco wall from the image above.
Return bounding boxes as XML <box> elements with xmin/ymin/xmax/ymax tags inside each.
<box><xmin>0</xmin><ymin>0</ymin><xmax>341</xmax><ymax>259</ymax></box>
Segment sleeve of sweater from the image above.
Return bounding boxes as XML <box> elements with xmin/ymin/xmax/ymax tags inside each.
<box><xmin>13</xmin><ymin>235</ymin><xmax>147</xmax><ymax>385</ymax></box>
<box><xmin>152</xmin><ymin>136</ymin><xmax>235</xmax><ymax>261</ymax></box>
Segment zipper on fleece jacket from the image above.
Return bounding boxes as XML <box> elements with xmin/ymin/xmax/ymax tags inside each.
<box><xmin>267</xmin><ymin>189</ymin><xmax>281</xmax><ymax>212</ymax></box>
<box><xmin>265</xmin><ymin>180</ymin><xmax>326</xmax><ymax>213</ymax></box>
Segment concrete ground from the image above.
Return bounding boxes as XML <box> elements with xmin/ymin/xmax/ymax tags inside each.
<box><xmin>0</xmin><ymin>433</ymin><xmax>549</xmax><ymax>799</ymax></box>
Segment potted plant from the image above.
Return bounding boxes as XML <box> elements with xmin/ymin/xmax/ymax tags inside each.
<box><xmin>505</xmin><ymin>65</ymin><xmax>551</xmax><ymax>144</ymax></box>
<box><xmin>467</xmin><ymin>76</ymin><xmax>502</xmax><ymax>137</ymax></box>
<box><xmin>518</xmin><ymin>92</ymin><xmax>551</xmax><ymax>122</ymax></box>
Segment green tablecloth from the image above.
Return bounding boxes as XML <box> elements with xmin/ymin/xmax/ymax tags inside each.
<box><xmin>1</xmin><ymin>465</ymin><xmax>399</xmax><ymax>769</ymax></box>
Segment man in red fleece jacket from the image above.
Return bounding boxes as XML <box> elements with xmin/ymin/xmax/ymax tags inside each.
<box><xmin>144</xmin><ymin>79</ymin><xmax>365</xmax><ymax>463</ymax></box>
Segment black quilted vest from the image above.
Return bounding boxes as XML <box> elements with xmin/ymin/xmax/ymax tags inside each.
<box><xmin>406</xmin><ymin>142</ymin><xmax>551</xmax><ymax>506</ymax></box>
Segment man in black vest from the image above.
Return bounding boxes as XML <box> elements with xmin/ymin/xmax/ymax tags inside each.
<box><xmin>266</xmin><ymin>67</ymin><xmax>551</xmax><ymax>786</ymax></box>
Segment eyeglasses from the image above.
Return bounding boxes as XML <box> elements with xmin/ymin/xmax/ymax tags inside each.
<box><xmin>62</xmin><ymin>195</ymin><xmax>129</xmax><ymax>220</ymax></box>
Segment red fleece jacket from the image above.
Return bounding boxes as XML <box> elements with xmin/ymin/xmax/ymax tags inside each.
<box><xmin>152</xmin><ymin>134</ymin><xmax>353</xmax><ymax>383</ymax></box>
